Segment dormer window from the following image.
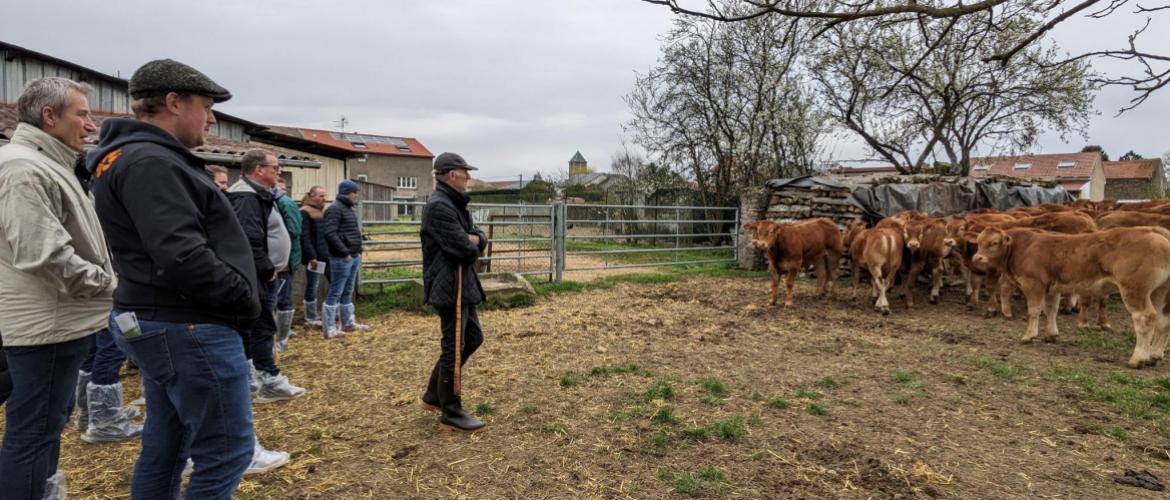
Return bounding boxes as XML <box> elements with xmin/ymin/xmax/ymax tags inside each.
<box><xmin>973</xmin><ymin>164</ymin><xmax>989</xmax><ymax>171</ymax></box>
<box><xmin>1057</xmin><ymin>160</ymin><xmax>1076</xmax><ymax>168</ymax></box>
<box><xmin>1013</xmin><ymin>162</ymin><xmax>1031</xmax><ymax>170</ymax></box>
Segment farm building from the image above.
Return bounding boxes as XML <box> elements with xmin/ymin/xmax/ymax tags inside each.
<box><xmin>1102</xmin><ymin>158</ymin><xmax>1166</xmax><ymax>201</ymax></box>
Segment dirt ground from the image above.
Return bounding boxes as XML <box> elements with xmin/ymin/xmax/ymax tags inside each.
<box><xmin>12</xmin><ymin>274</ymin><xmax>1170</xmax><ymax>499</ymax></box>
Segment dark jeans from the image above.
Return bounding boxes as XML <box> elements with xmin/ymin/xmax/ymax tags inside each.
<box><xmin>80</xmin><ymin>329</ymin><xmax>127</xmax><ymax>385</ymax></box>
<box><xmin>0</xmin><ymin>335</ymin><xmax>90</xmax><ymax>500</ymax></box>
<box><xmin>304</xmin><ymin>265</ymin><xmax>327</xmax><ymax>303</ymax></box>
<box><xmin>0</xmin><ymin>337</ymin><xmax>11</xmax><ymax>406</ymax></box>
<box><xmin>275</xmin><ymin>270</ymin><xmax>294</xmax><ymax>311</ymax></box>
<box><xmin>325</xmin><ymin>256</ymin><xmax>360</xmax><ymax>306</ymax></box>
<box><xmin>245</xmin><ymin>279</ymin><xmax>279</xmax><ymax>376</ymax></box>
<box><xmin>109</xmin><ymin>311</ymin><xmax>254</xmax><ymax>500</ymax></box>
<box><xmin>435</xmin><ymin>305</ymin><xmax>484</xmax><ymax>377</ymax></box>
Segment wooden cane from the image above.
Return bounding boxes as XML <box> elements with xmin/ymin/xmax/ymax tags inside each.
<box><xmin>454</xmin><ymin>266</ymin><xmax>463</xmax><ymax>395</ymax></box>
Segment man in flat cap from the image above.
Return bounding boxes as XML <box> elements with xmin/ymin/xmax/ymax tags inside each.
<box><xmin>417</xmin><ymin>152</ymin><xmax>489</xmax><ymax>432</ymax></box>
<box><xmin>88</xmin><ymin>58</ymin><xmax>261</xmax><ymax>498</ymax></box>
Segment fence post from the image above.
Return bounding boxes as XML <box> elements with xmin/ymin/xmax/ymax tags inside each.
<box><xmin>355</xmin><ymin>198</ymin><xmax>364</xmax><ymax>295</ymax></box>
<box><xmin>554</xmin><ymin>202</ymin><xmax>565</xmax><ymax>282</ymax></box>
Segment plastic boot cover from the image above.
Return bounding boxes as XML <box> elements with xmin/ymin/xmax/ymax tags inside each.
<box><xmin>322</xmin><ymin>304</ymin><xmax>344</xmax><ymax>339</ymax></box>
<box><xmin>75</xmin><ymin>370</ymin><xmax>92</xmax><ymax>433</ymax></box>
<box><xmin>81</xmin><ymin>382</ymin><xmax>144</xmax><ymax>443</ymax></box>
<box><xmin>42</xmin><ymin>471</ymin><xmax>67</xmax><ymax>500</ymax></box>
<box><xmin>303</xmin><ymin>300</ymin><xmax>322</xmax><ymax>327</ymax></box>
<box><xmin>246</xmin><ymin>441</ymin><xmax>290</xmax><ymax>475</ymax></box>
<box><xmin>275</xmin><ymin>310</ymin><xmax>294</xmax><ymax>353</ymax></box>
<box><xmin>255</xmin><ymin>372</ymin><xmax>306</xmax><ymax>404</ymax></box>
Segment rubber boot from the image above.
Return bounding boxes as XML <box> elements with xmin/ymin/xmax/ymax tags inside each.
<box><xmin>437</xmin><ymin>377</ymin><xmax>486</xmax><ymax>433</ymax></box>
<box><xmin>322</xmin><ymin>304</ymin><xmax>344</xmax><ymax>339</ymax></box>
<box><xmin>275</xmin><ymin>310</ymin><xmax>295</xmax><ymax>353</ymax></box>
<box><xmin>419</xmin><ymin>364</ymin><xmax>440</xmax><ymax>412</ymax></box>
<box><xmin>75</xmin><ymin>370</ymin><xmax>92</xmax><ymax>432</ymax></box>
<box><xmin>81</xmin><ymin>382</ymin><xmax>144</xmax><ymax>443</ymax></box>
<box><xmin>303</xmin><ymin>300</ymin><xmax>323</xmax><ymax>327</ymax></box>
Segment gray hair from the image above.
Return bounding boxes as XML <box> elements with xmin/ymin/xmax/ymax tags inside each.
<box><xmin>17</xmin><ymin>77</ymin><xmax>92</xmax><ymax>126</ymax></box>
<box><xmin>240</xmin><ymin>149</ymin><xmax>272</xmax><ymax>175</ymax></box>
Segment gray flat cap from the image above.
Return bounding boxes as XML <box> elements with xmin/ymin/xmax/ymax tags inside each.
<box><xmin>433</xmin><ymin>152</ymin><xmax>479</xmax><ymax>174</ymax></box>
<box><xmin>129</xmin><ymin>59</ymin><xmax>232</xmax><ymax>103</ymax></box>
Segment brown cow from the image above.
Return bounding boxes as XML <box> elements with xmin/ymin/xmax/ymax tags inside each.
<box><xmin>744</xmin><ymin>218</ymin><xmax>842</xmax><ymax>307</ymax></box>
<box><xmin>846</xmin><ymin>221</ymin><xmax>904</xmax><ymax>315</ymax></box>
<box><xmin>901</xmin><ymin>218</ymin><xmax>957</xmax><ymax>306</ymax></box>
<box><xmin>973</xmin><ymin>227</ymin><xmax>1170</xmax><ymax>368</ymax></box>
<box><xmin>1097</xmin><ymin>211</ymin><xmax>1170</xmax><ymax>231</ymax></box>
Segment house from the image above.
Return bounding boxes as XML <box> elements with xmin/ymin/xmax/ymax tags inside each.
<box><xmin>1103</xmin><ymin>159</ymin><xmax>1166</xmax><ymax>201</ymax></box>
<box><xmin>0</xmin><ymin>40</ymin><xmax>349</xmax><ymax>197</ymax></box>
<box><xmin>259</xmin><ymin>127</ymin><xmax>434</xmax><ymax>203</ymax></box>
<box><xmin>969</xmin><ymin>152</ymin><xmax>1105</xmax><ymax>201</ymax></box>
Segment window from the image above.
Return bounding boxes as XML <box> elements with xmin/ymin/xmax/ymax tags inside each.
<box><xmin>1013</xmin><ymin>162</ymin><xmax>1031</xmax><ymax>170</ymax></box>
<box><xmin>1057</xmin><ymin>160</ymin><xmax>1076</xmax><ymax>168</ymax></box>
<box><xmin>973</xmin><ymin>164</ymin><xmax>989</xmax><ymax>171</ymax></box>
<box><xmin>398</xmin><ymin>176</ymin><xmax>417</xmax><ymax>189</ymax></box>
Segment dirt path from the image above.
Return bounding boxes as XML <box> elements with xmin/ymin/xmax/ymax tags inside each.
<box><xmin>20</xmin><ymin>276</ymin><xmax>1170</xmax><ymax>498</ymax></box>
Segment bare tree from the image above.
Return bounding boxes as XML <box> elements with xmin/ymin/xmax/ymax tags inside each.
<box><xmin>641</xmin><ymin>0</ymin><xmax>1169</xmax><ymax>112</ymax></box>
<box><xmin>625</xmin><ymin>2</ymin><xmax>830</xmax><ymax>206</ymax></box>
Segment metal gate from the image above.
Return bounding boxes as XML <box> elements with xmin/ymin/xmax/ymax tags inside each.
<box><xmin>356</xmin><ymin>200</ymin><xmax>738</xmax><ymax>290</ymax></box>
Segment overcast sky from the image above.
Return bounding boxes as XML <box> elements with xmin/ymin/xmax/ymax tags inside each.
<box><xmin>4</xmin><ymin>0</ymin><xmax>1167</xmax><ymax>180</ymax></box>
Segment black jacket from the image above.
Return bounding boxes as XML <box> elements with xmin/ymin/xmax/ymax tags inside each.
<box><xmin>323</xmin><ymin>195</ymin><xmax>362</xmax><ymax>258</ymax></box>
<box><xmin>88</xmin><ymin>119</ymin><xmax>260</xmax><ymax>330</ymax></box>
<box><xmin>420</xmin><ymin>181</ymin><xmax>488</xmax><ymax>308</ymax></box>
<box><xmin>227</xmin><ymin>178</ymin><xmax>277</xmax><ymax>281</ymax></box>
<box><xmin>300</xmin><ymin>208</ymin><xmax>330</xmax><ymax>264</ymax></box>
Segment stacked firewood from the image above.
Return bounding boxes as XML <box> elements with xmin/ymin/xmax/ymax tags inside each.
<box><xmin>766</xmin><ymin>184</ymin><xmax>864</xmax><ymax>226</ymax></box>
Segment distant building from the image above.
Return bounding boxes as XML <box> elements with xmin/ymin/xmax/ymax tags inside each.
<box><xmin>969</xmin><ymin>152</ymin><xmax>1105</xmax><ymax>200</ymax></box>
<box><xmin>1103</xmin><ymin>159</ymin><xmax>1166</xmax><ymax>201</ymax></box>
<box><xmin>568</xmin><ymin>150</ymin><xmax>589</xmax><ymax>177</ymax></box>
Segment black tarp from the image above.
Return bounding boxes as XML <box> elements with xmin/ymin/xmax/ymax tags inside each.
<box><xmin>767</xmin><ymin>176</ymin><xmax>1075</xmax><ymax>225</ymax></box>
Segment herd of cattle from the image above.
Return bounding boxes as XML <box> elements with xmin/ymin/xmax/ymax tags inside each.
<box><xmin>743</xmin><ymin>199</ymin><xmax>1170</xmax><ymax>369</ymax></box>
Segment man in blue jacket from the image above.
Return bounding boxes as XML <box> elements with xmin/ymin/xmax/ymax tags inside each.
<box><xmin>89</xmin><ymin>59</ymin><xmax>259</xmax><ymax>499</ymax></box>
<box><xmin>417</xmin><ymin>152</ymin><xmax>488</xmax><ymax>433</ymax></box>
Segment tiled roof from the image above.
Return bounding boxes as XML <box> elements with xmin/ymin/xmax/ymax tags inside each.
<box><xmin>0</xmin><ymin>103</ymin><xmax>316</xmax><ymax>162</ymax></box>
<box><xmin>269</xmin><ymin>126</ymin><xmax>433</xmax><ymax>159</ymax></box>
<box><xmin>1103</xmin><ymin>159</ymin><xmax>1161</xmax><ymax>180</ymax></box>
<box><xmin>969</xmin><ymin>152</ymin><xmax>1099</xmax><ymax>180</ymax></box>
<box><xmin>1059</xmin><ymin>180</ymin><xmax>1088</xmax><ymax>192</ymax></box>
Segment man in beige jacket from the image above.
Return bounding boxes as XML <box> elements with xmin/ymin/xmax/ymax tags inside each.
<box><xmin>0</xmin><ymin>77</ymin><xmax>113</xmax><ymax>500</ymax></box>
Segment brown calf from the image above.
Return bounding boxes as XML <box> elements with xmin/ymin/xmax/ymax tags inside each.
<box><xmin>973</xmin><ymin>227</ymin><xmax>1170</xmax><ymax>368</ymax></box>
<box><xmin>846</xmin><ymin>221</ymin><xmax>904</xmax><ymax>315</ymax></box>
<box><xmin>744</xmin><ymin>218</ymin><xmax>843</xmax><ymax>307</ymax></box>
<box><xmin>901</xmin><ymin>218</ymin><xmax>957</xmax><ymax>306</ymax></box>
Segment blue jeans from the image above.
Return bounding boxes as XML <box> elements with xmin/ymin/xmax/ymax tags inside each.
<box><xmin>325</xmin><ymin>256</ymin><xmax>360</xmax><ymax>306</ymax></box>
<box><xmin>109</xmin><ymin>311</ymin><xmax>253</xmax><ymax>500</ymax></box>
<box><xmin>0</xmin><ymin>335</ymin><xmax>90</xmax><ymax>500</ymax></box>
<box><xmin>304</xmin><ymin>267</ymin><xmax>324</xmax><ymax>303</ymax></box>
<box><xmin>275</xmin><ymin>270</ymin><xmax>294</xmax><ymax>311</ymax></box>
<box><xmin>80</xmin><ymin>329</ymin><xmax>127</xmax><ymax>385</ymax></box>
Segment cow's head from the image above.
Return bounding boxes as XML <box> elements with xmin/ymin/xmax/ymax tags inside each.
<box><xmin>971</xmin><ymin>227</ymin><xmax>1012</xmax><ymax>273</ymax></box>
<box><xmin>903</xmin><ymin>222</ymin><xmax>924</xmax><ymax>252</ymax></box>
<box><xmin>744</xmin><ymin>221</ymin><xmax>779</xmax><ymax>250</ymax></box>
<box><xmin>843</xmin><ymin>220</ymin><xmax>866</xmax><ymax>247</ymax></box>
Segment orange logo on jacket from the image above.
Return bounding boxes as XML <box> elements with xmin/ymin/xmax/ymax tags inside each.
<box><xmin>94</xmin><ymin>150</ymin><xmax>122</xmax><ymax>178</ymax></box>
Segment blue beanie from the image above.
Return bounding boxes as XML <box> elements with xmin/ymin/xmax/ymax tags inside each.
<box><xmin>339</xmin><ymin>179</ymin><xmax>360</xmax><ymax>195</ymax></box>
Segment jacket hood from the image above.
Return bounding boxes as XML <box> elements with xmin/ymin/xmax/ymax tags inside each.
<box><xmin>228</xmin><ymin>176</ymin><xmax>275</xmax><ymax>202</ymax></box>
<box><xmin>86</xmin><ymin>118</ymin><xmax>202</xmax><ymax>175</ymax></box>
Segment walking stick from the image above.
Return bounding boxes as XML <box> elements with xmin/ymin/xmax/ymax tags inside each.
<box><xmin>454</xmin><ymin>266</ymin><xmax>463</xmax><ymax>395</ymax></box>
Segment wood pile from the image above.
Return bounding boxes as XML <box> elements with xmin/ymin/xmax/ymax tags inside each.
<box><xmin>765</xmin><ymin>184</ymin><xmax>864</xmax><ymax>226</ymax></box>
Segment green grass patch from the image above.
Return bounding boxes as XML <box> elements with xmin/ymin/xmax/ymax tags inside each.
<box><xmin>1047</xmin><ymin>365</ymin><xmax>1170</xmax><ymax>419</ymax></box>
<box><xmin>892</xmin><ymin>371</ymin><xmax>916</xmax><ymax>384</ymax></box>
<box><xmin>713</xmin><ymin>416</ymin><xmax>745</xmax><ymax>440</ymax></box>
<box><xmin>815</xmin><ymin>376</ymin><xmax>845</xmax><ymax>390</ymax></box>
<box><xmin>650</xmin><ymin>431</ymin><xmax>672</xmax><ymax>448</ymax></box>
<box><xmin>671</xmin><ymin>473</ymin><xmax>700</xmax><ymax>496</ymax></box>
<box><xmin>652</xmin><ymin>406</ymin><xmax>679</xmax><ymax>424</ymax></box>
<box><xmin>590</xmin><ymin>363</ymin><xmax>653</xmax><ymax>378</ymax></box>
<box><xmin>700</xmin><ymin>377</ymin><xmax>728</xmax><ymax>397</ymax></box>
<box><xmin>519</xmin><ymin>405</ymin><xmax>540</xmax><ymax>416</ymax></box>
<box><xmin>701</xmin><ymin>395</ymin><xmax>726</xmax><ymax>406</ymax></box>
<box><xmin>560</xmin><ymin>371</ymin><xmax>584</xmax><ymax>388</ymax></box>
<box><xmin>540</xmin><ymin>423</ymin><xmax>567</xmax><ymax>435</ymax></box>
<box><xmin>974</xmin><ymin>356</ymin><xmax>1027</xmax><ymax>380</ymax></box>
<box><xmin>1073</xmin><ymin>329</ymin><xmax>1131</xmax><ymax>351</ymax></box>
<box><xmin>680</xmin><ymin>427</ymin><xmax>710</xmax><ymax>440</ymax></box>
<box><xmin>795</xmin><ymin>388</ymin><xmax>821</xmax><ymax>400</ymax></box>
<box><xmin>698</xmin><ymin>467</ymin><xmax>727</xmax><ymax>482</ymax></box>
<box><xmin>748</xmin><ymin>390</ymin><xmax>764</xmax><ymax>402</ymax></box>
<box><xmin>474</xmin><ymin>402</ymin><xmax>494</xmax><ymax>416</ymax></box>
<box><xmin>806</xmin><ymin>403</ymin><xmax>828</xmax><ymax>416</ymax></box>
<box><xmin>644</xmin><ymin>379</ymin><xmax>676</xmax><ymax>401</ymax></box>
<box><xmin>1105</xmin><ymin>426</ymin><xmax>1130</xmax><ymax>441</ymax></box>
<box><xmin>765</xmin><ymin>398</ymin><xmax>790</xmax><ymax>410</ymax></box>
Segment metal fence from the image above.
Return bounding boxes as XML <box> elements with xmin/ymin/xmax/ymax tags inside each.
<box><xmin>355</xmin><ymin>200</ymin><xmax>738</xmax><ymax>290</ymax></box>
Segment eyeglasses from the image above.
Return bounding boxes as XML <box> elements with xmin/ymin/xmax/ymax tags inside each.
<box><xmin>261</xmin><ymin>164</ymin><xmax>280</xmax><ymax>170</ymax></box>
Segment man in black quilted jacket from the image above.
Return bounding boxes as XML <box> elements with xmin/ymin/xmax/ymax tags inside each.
<box><xmin>417</xmin><ymin>152</ymin><xmax>489</xmax><ymax>432</ymax></box>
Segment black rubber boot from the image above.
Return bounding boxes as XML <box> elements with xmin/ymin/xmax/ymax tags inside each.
<box><xmin>437</xmin><ymin>377</ymin><xmax>486</xmax><ymax>433</ymax></box>
<box><xmin>419</xmin><ymin>364</ymin><xmax>440</xmax><ymax>412</ymax></box>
